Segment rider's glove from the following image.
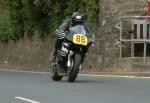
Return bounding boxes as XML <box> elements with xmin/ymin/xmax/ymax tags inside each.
<box><xmin>55</xmin><ymin>29</ymin><xmax>66</xmax><ymax>39</ymax></box>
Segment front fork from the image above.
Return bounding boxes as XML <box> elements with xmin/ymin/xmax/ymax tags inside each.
<box><xmin>67</xmin><ymin>51</ymin><xmax>74</xmax><ymax>68</ymax></box>
<box><xmin>67</xmin><ymin>51</ymin><xmax>84</xmax><ymax>70</ymax></box>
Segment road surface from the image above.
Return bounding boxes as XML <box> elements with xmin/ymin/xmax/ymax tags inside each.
<box><xmin>0</xmin><ymin>70</ymin><xmax>150</xmax><ymax>103</ymax></box>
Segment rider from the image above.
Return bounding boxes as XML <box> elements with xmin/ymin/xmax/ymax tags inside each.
<box><xmin>50</xmin><ymin>12</ymin><xmax>91</xmax><ymax>64</ymax></box>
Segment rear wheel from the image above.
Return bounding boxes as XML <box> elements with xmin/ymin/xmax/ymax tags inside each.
<box><xmin>67</xmin><ymin>54</ymin><xmax>82</xmax><ymax>82</ymax></box>
<box><xmin>51</xmin><ymin>55</ymin><xmax>63</xmax><ymax>81</ymax></box>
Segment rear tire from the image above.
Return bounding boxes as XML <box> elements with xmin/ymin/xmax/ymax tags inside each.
<box><xmin>51</xmin><ymin>64</ymin><xmax>63</xmax><ymax>81</ymax></box>
<box><xmin>68</xmin><ymin>54</ymin><xmax>82</xmax><ymax>82</ymax></box>
<box><xmin>51</xmin><ymin>54</ymin><xmax>63</xmax><ymax>81</ymax></box>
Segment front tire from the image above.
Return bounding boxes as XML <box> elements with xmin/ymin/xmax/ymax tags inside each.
<box><xmin>68</xmin><ymin>54</ymin><xmax>82</xmax><ymax>82</ymax></box>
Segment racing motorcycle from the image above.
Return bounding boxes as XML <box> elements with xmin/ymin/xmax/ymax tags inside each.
<box><xmin>51</xmin><ymin>24</ymin><xmax>93</xmax><ymax>82</ymax></box>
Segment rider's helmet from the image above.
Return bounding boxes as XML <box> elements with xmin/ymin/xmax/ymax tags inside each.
<box><xmin>71</xmin><ymin>12</ymin><xmax>84</xmax><ymax>25</ymax></box>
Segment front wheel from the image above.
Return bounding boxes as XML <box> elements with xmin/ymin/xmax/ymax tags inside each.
<box><xmin>67</xmin><ymin>54</ymin><xmax>82</xmax><ymax>82</ymax></box>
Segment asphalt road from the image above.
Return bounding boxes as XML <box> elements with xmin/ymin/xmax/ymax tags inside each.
<box><xmin>0</xmin><ymin>70</ymin><xmax>150</xmax><ymax>103</ymax></box>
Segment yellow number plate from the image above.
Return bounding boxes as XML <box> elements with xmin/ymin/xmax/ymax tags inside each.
<box><xmin>73</xmin><ymin>34</ymin><xmax>88</xmax><ymax>46</ymax></box>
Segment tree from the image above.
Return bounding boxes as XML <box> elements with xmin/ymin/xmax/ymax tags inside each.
<box><xmin>0</xmin><ymin>0</ymin><xmax>99</xmax><ymax>41</ymax></box>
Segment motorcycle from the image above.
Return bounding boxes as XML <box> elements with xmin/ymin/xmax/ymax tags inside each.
<box><xmin>51</xmin><ymin>24</ymin><xmax>93</xmax><ymax>82</ymax></box>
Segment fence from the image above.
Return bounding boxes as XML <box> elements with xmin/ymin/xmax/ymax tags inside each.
<box><xmin>119</xmin><ymin>16</ymin><xmax>150</xmax><ymax>64</ymax></box>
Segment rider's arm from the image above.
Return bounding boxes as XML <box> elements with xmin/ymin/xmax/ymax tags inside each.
<box><xmin>58</xmin><ymin>19</ymin><xmax>71</xmax><ymax>32</ymax></box>
<box><xmin>55</xmin><ymin>19</ymin><xmax>71</xmax><ymax>38</ymax></box>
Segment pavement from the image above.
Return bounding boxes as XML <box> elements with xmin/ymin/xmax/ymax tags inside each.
<box><xmin>0</xmin><ymin>69</ymin><xmax>150</xmax><ymax>103</ymax></box>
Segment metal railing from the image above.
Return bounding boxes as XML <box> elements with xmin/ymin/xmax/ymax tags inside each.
<box><xmin>119</xmin><ymin>16</ymin><xmax>150</xmax><ymax>63</ymax></box>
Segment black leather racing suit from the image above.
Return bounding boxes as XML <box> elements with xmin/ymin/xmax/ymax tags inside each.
<box><xmin>52</xmin><ymin>18</ymin><xmax>91</xmax><ymax>63</ymax></box>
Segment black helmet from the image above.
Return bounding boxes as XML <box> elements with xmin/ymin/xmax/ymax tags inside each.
<box><xmin>71</xmin><ymin>12</ymin><xmax>84</xmax><ymax>25</ymax></box>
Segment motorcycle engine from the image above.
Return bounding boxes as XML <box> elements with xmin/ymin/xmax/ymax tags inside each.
<box><xmin>60</xmin><ymin>43</ymin><xmax>69</xmax><ymax>57</ymax></box>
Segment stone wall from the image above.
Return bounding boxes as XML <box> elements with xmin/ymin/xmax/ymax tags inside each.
<box><xmin>89</xmin><ymin>0</ymin><xmax>148</xmax><ymax>71</ymax></box>
<box><xmin>0</xmin><ymin>37</ymin><xmax>52</xmax><ymax>71</ymax></box>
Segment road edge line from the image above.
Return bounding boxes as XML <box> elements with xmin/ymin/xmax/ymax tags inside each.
<box><xmin>1</xmin><ymin>68</ymin><xmax>150</xmax><ymax>79</ymax></box>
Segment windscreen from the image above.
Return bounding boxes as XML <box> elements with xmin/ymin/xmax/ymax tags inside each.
<box><xmin>66</xmin><ymin>25</ymin><xmax>92</xmax><ymax>42</ymax></box>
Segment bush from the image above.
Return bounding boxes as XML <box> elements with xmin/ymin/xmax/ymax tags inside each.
<box><xmin>0</xmin><ymin>0</ymin><xmax>98</xmax><ymax>41</ymax></box>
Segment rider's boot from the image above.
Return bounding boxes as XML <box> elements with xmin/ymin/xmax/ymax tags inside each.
<box><xmin>50</xmin><ymin>49</ymin><xmax>57</xmax><ymax>66</ymax></box>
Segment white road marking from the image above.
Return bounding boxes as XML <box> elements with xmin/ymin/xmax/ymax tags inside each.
<box><xmin>79</xmin><ymin>74</ymin><xmax>150</xmax><ymax>79</ymax></box>
<box><xmin>79</xmin><ymin>74</ymin><xmax>135</xmax><ymax>78</ymax></box>
<box><xmin>15</xmin><ymin>96</ymin><xmax>40</xmax><ymax>103</ymax></box>
<box><xmin>0</xmin><ymin>68</ymin><xmax>47</xmax><ymax>74</ymax></box>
